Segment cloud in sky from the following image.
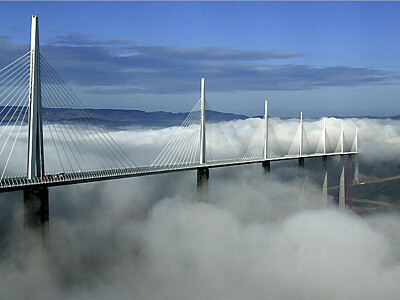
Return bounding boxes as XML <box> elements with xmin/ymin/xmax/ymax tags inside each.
<box><xmin>1</xmin><ymin>35</ymin><xmax>398</xmax><ymax>96</ymax></box>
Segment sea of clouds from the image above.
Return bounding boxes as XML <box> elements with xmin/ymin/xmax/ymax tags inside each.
<box><xmin>1</xmin><ymin>117</ymin><xmax>400</xmax><ymax>299</ymax></box>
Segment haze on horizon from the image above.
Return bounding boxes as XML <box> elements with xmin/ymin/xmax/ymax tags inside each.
<box><xmin>1</xmin><ymin>2</ymin><xmax>400</xmax><ymax>117</ymax></box>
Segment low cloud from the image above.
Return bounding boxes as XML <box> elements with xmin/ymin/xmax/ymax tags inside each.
<box><xmin>0</xmin><ymin>117</ymin><xmax>400</xmax><ymax>299</ymax></box>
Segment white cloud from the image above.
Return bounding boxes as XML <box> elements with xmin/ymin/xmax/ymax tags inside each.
<box><xmin>0</xmin><ymin>117</ymin><xmax>400</xmax><ymax>299</ymax></box>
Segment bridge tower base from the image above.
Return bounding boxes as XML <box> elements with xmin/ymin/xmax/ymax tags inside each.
<box><xmin>338</xmin><ymin>157</ymin><xmax>346</xmax><ymax>209</ymax></box>
<box><xmin>197</xmin><ymin>167</ymin><xmax>209</xmax><ymax>201</ymax></box>
<box><xmin>298</xmin><ymin>158</ymin><xmax>305</xmax><ymax>180</ymax></box>
<box><xmin>298</xmin><ymin>158</ymin><xmax>304</xmax><ymax>168</ymax></box>
<box><xmin>346</xmin><ymin>155</ymin><xmax>353</xmax><ymax>210</ymax></box>
<box><xmin>24</xmin><ymin>187</ymin><xmax>49</xmax><ymax>238</ymax></box>
<box><xmin>262</xmin><ymin>161</ymin><xmax>270</xmax><ymax>173</ymax></box>
<box><xmin>321</xmin><ymin>157</ymin><xmax>328</xmax><ymax>205</ymax></box>
<box><xmin>354</xmin><ymin>155</ymin><xmax>359</xmax><ymax>183</ymax></box>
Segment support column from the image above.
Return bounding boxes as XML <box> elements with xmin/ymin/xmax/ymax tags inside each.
<box><xmin>197</xmin><ymin>167</ymin><xmax>209</xmax><ymax>201</ymax></box>
<box><xmin>262</xmin><ymin>100</ymin><xmax>270</xmax><ymax>173</ymax></box>
<box><xmin>262</xmin><ymin>161</ymin><xmax>270</xmax><ymax>173</ymax></box>
<box><xmin>24</xmin><ymin>187</ymin><xmax>49</xmax><ymax>241</ymax></box>
<box><xmin>338</xmin><ymin>156</ymin><xmax>346</xmax><ymax>209</ymax></box>
<box><xmin>321</xmin><ymin>157</ymin><xmax>328</xmax><ymax>206</ymax></box>
<box><xmin>298</xmin><ymin>157</ymin><xmax>305</xmax><ymax>197</ymax></box>
<box><xmin>298</xmin><ymin>158</ymin><xmax>304</xmax><ymax>168</ymax></box>
<box><xmin>27</xmin><ymin>15</ymin><xmax>45</xmax><ymax>180</ymax></box>
<box><xmin>346</xmin><ymin>155</ymin><xmax>353</xmax><ymax>210</ymax></box>
<box><xmin>354</xmin><ymin>155</ymin><xmax>359</xmax><ymax>183</ymax></box>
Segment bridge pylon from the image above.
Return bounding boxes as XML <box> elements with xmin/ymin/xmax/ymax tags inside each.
<box><xmin>262</xmin><ymin>100</ymin><xmax>270</xmax><ymax>173</ymax></box>
<box><xmin>199</xmin><ymin>77</ymin><xmax>206</xmax><ymax>165</ymax></box>
<box><xmin>27</xmin><ymin>15</ymin><xmax>45</xmax><ymax>180</ymax></box>
<box><xmin>24</xmin><ymin>15</ymin><xmax>49</xmax><ymax>235</ymax></box>
<box><xmin>298</xmin><ymin>112</ymin><xmax>304</xmax><ymax>168</ymax></box>
<box><xmin>354</xmin><ymin>127</ymin><xmax>359</xmax><ymax>183</ymax></box>
<box><xmin>197</xmin><ymin>78</ymin><xmax>209</xmax><ymax>200</ymax></box>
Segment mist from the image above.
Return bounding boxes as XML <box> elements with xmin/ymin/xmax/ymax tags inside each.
<box><xmin>1</xmin><ymin>117</ymin><xmax>400</xmax><ymax>299</ymax></box>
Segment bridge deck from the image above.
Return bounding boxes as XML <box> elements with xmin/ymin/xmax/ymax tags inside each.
<box><xmin>0</xmin><ymin>151</ymin><xmax>357</xmax><ymax>193</ymax></box>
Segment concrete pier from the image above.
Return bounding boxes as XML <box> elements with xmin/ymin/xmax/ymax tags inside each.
<box><xmin>298</xmin><ymin>158</ymin><xmax>304</xmax><ymax>168</ymax></box>
<box><xmin>354</xmin><ymin>155</ymin><xmax>359</xmax><ymax>183</ymax></box>
<box><xmin>321</xmin><ymin>157</ymin><xmax>328</xmax><ymax>205</ymax></box>
<box><xmin>24</xmin><ymin>187</ymin><xmax>49</xmax><ymax>241</ymax></box>
<box><xmin>197</xmin><ymin>167</ymin><xmax>209</xmax><ymax>201</ymax></box>
<box><xmin>338</xmin><ymin>157</ymin><xmax>346</xmax><ymax>209</ymax></box>
<box><xmin>346</xmin><ymin>155</ymin><xmax>353</xmax><ymax>210</ymax></box>
<box><xmin>262</xmin><ymin>161</ymin><xmax>270</xmax><ymax>173</ymax></box>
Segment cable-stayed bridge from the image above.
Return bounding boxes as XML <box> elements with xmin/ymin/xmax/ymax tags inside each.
<box><xmin>0</xmin><ymin>16</ymin><xmax>357</xmax><ymax>230</ymax></box>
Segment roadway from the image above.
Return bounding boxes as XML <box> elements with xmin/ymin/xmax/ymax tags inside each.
<box><xmin>0</xmin><ymin>151</ymin><xmax>357</xmax><ymax>193</ymax></box>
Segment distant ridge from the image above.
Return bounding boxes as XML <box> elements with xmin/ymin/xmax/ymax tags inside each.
<box><xmin>1</xmin><ymin>106</ymin><xmax>399</xmax><ymax>128</ymax></box>
<box><xmin>0</xmin><ymin>106</ymin><xmax>248</xmax><ymax>128</ymax></box>
<box><xmin>45</xmin><ymin>108</ymin><xmax>249</xmax><ymax>127</ymax></box>
<box><xmin>328</xmin><ymin>115</ymin><xmax>400</xmax><ymax>120</ymax></box>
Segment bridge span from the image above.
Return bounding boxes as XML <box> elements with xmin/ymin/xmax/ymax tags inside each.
<box><xmin>0</xmin><ymin>152</ymin><xmax>357</xmax><ymax>193</ymax></box>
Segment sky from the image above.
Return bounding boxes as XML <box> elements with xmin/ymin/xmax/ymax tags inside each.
<box><xmin>0</xmin><ymin>1</ymin><xmax>400</xmax><ymax>117</ymax></box>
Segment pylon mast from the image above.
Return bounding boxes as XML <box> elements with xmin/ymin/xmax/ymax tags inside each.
<box><xmin>341</xmin><ymin>121</ymin><xmax>344</xmax><ymax>153</ymax></box>
<box><xmin>263</xmin><ymin>100</ymin><xmax>268</xmax><ymax>159</ymax></box>
<box><xmin>323</xmin><ymin>118</ymin><xmax>327</xmax><ymax>154</ymax></box>
<box><xmin>27</xmin><ymin>15</ymin><xmax>44</xmax><ymax>179</ymax></box>
<box><xmin>199</xmin><ymin>78</ymin><xmax>206</xmax><ymax>165</ymax></box>
<box><xmin>299</xmin><ymin>112</ymin><xmax>303</xmax><ymax>156</ymax></box>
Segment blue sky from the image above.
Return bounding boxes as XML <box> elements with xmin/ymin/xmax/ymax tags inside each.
<box><xmin>1</xmin><ymin>1</ymin><xmax>400</xmax><ymax>117</ymax></box>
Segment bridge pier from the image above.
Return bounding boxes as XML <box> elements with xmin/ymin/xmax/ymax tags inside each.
<box><xmin>297</xmin><ymin>157</ymin><xmax>305</xmax><ymax>202</ymax></box>
<box><xmin>197</xmin><ymin>167</ymin><xmax>209</xmax><ymax>201</ymax></box>
<box><xmin>346</xmin><ymin>155</ymin><xmax>354</xmax><ymax>210</ymax></box>
<box><xmin>321</xmin><ymin>156</ymin><xmax>328</xmax><ymax>205</ymax></box>
<box><xmin>298</xmin><ymin>158</ymin><xmax>304</xmax><ymax>168</ymax></box>
<box><xmin>336</xmin><ymin>155</ymin><xmax>356</xmax><ymax>210</ymax></box>
<box><xmin>297</xmin><ymin>158</ymin><xmax>305</xmax><ymax>181</ymax></box>
<box><xmin>24</xmin><ymin>187</ymin><xmax>49</xmax><ymax>241</ymax></box>
<box><xmin>354</xmin><ymin>154</ymin><xmax>359</xmax><ymax>183</ymax></box>
<box><xmin>338</xmin><ymin>156</ymin><xmax>346</xmax><ymax>209</ymax></box>
<box><xmin>262</xmin><ymin>161</ymin><xmax>270</xmax><ymax>173</ymax></box>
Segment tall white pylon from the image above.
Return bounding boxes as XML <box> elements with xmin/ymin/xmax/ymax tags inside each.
<box><xmin>27</xmin><ymin>15</ymin><xmax>44</xmax><ymax>179</ymax></box>
<box><xmin>340</xmin><ymin>121</ymin><xmax>344</xmax><ymax>154</ymax></box>
<box><xmin>354</xmin><ymin>126</ymin><xmax>359</xmax><ymax>182</ymax></box>
<box><xmin>355</xmin><ymin>126</ymin><xmax>358</xmax><ymax>152</ymax></box>
<box><xmin>323</xmin><ymin>118</ymin><xmax>327</xmax><ymax>154</ymax></box>
<box><xmin>199</xmin><ymin>78</ymin><xmax>206</xmax><ymax>165</ymax></box>
<box><xmin>263</xmin><ymin>100</ymin><xmax>268</xmax><ymax>159</ymax></box>
<box><xmin>299</xmin><ymin>112</ymin><xmax>303</xmax><ymax>156</ymax></box>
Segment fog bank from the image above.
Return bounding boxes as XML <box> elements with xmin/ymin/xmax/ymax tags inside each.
<box><xmin>1</xmin><ymin>117</ymin><xmax>400</xmax><ymax>299</ymax></box>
